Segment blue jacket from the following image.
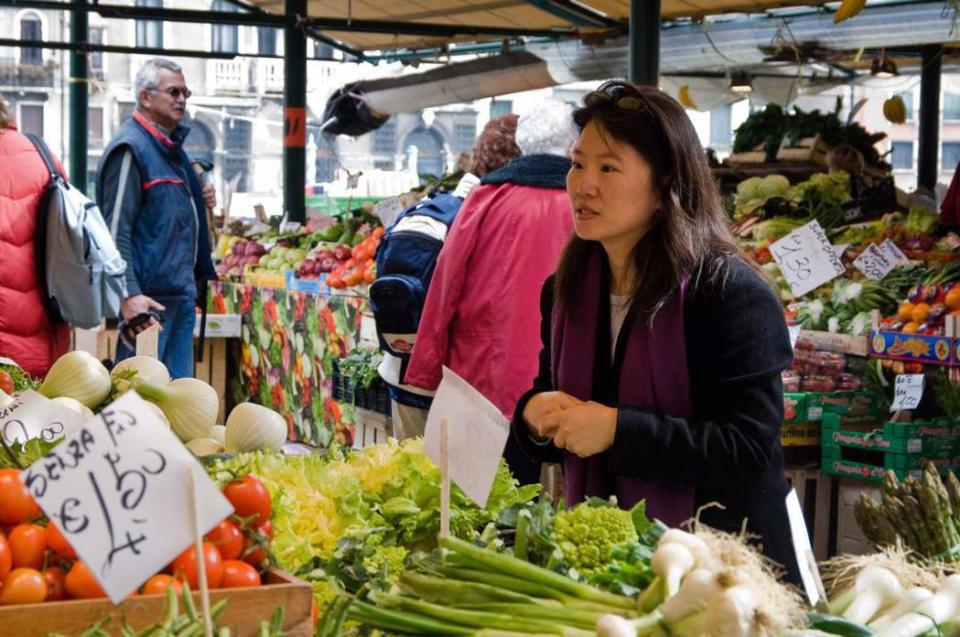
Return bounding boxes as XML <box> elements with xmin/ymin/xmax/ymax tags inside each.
<box><xmin>97</xmin><ymin>111</ymin><xmax>215</xmax><ymax>302</ymax></box>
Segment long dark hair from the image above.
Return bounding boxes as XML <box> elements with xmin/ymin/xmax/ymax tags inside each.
<box><xmin>555</xmin><ymin>80</ymin><xmax>745</xmax><ymax>318</ymax></box>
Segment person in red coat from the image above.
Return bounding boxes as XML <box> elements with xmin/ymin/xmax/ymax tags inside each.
<box><xmin>0</xmin><ymin>99</ymin><xmax>70</xmax><ymax>377</ymax></box>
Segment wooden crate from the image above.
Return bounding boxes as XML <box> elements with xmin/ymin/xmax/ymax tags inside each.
<box><xmin>353</xmin><ymin>406</ymin><xmax>391</xmax><ymax>448</ymax></box>
<box><xmin>784</xmin><ymin>468</ymin><xmax>832</xmax><ymax>560</ymax></box>
<box><xmin>776</xmin><ymin>134</ymin><xmax>829</xmax><ymax>165</ymax></box>
<box><xmin>0</xmin><ymin>569</ymin><xmax>313</xmax><ymax>637</ymax></box>
<box><xmin>836</xmin><ymin>479</ymin><xmax>879</xmax><ymax>556</ymax></box>
<box><xmin>727</xmin><ymin>142</ymin><xmax>769</xmax><ymax>164</ymax></box>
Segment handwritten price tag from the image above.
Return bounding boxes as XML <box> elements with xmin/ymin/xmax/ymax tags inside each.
<box><xmin>20</xmin><ymin>391</ymin><xmax>233</xmax><ymax>603</ymax></box>
<box><xmin>891</xmin><ymin>374</ymin><xmax>925</xmax><ymax>411</ymax></box>
<box><xmin>769</xmin><ymin>220</ymin><xmax>845</xmax><ymax>297</ymax></box>
<box><xmin>854</xmin><ymin>244</ymin><xmax>897</xmax><ymax>281</ymax></box>
<box><xmin>0</xmin><ymin>390</ymin><xmax>87</xmax><ymax>447</ymax></box>
<box><xmin>880</xmin><ymin>239</ymin><xmax>909</xmax><ymax>266</ymax></box>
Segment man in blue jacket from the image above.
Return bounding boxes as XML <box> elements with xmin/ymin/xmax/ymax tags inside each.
<box><xmin>97</xmin><ymin>58</ymin><xmax>216</xmax><ymax>378</ymax></box>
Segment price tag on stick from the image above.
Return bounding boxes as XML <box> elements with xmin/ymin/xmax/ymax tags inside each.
<box><xmin>891</xmin><ymin>374</ymin><xmax>925</xmax><ymax>412</ymax></box>
<box><xmin>20</xmin><ymin>391</ymin><xmax>233</xmax><ymax>603</ymax></box>
<box><xmin>769</xmin><ymin>220</ymin><xmax>846</xmax><ymax>297</ymax></box>
<box><xmin>880</xmin><ymin>239</ymin><xmax>909</xmax><ymax>266</ymax></box>
<box><xmin>0</xmin><ymin>390</ymin><xmax>87</xmax><ymax>447</ymax></box>
<box><xmin>853</xmin><ymin>244</ymin><xmax>897</xmax><ymax>281</ymax></box>
<box><xmin>786</xmin><ymin>489</ymin><xmax>827</xmax><ymax>608</ymax></box>
<box><xmin>136</xmin><ymin>323</ymin><xmax>160</xmax><ymax>358</ymax></box>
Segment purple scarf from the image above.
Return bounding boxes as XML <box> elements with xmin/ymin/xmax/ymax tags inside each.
<box><xmin>551</xmin><ymin>247</ymin><xmax>696</xmax><ymax>526</ymax></box>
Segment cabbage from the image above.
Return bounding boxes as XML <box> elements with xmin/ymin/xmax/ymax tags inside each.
<box><xmin>736</xmin><ymin>176</ymin><xmax>764</xmax><ymax>201</ymax></box>
<box><xmin>758</xmin><ymin>174</ymin><xmax>790</xmax><ymax>199</ymax></box>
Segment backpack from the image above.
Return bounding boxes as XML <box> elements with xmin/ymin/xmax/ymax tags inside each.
<box><xmin>369</xmin><ymin>192</ymin><xmax>465</xmax><ymax>387</ymax></box>
<box><xmin>27</xmin><ymin>134</ymin><xmax>127</xmax><ymax>329</ymax></box>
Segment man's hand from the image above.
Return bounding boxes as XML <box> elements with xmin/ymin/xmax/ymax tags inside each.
<box><xmin>202</xmin><ymin>182</ymin><xmax>216</xmax><ymax>211</ymax></box>
<box><xmin>541</xmin><ymin>402</ymin><xmax>618</xmax><ymax>458</ymax></box>
<box><xmin>121</xmin><ymin>295</ymin><xmax>166</xmax><ymax>333</ymax></box>
<box><xmin>522</xmin><ymin>391</ymin><xmax>583</xmax><ymax>439</ymax></box>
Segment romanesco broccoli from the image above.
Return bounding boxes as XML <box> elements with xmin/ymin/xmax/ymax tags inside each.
<box><xmin>552</xmin><ymin>503</ymin><xmax>637</xmax><ymax>577</ymax></box>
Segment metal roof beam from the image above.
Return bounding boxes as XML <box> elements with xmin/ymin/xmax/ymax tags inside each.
<box><xmin>520</xmin><ymin>0</ymin><xmax>621</xmax><ymax>28</ymax></box>
<box><xmin>0</xmin><ymin>36</ymin><xmax>239</xmax><ymax>59</ymax></box>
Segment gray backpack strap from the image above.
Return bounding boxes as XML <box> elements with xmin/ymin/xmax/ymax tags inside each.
<box><xmin>109</xmin><ymin>149</ymin><xmax>133</xmax><ymax>239</ymax></box>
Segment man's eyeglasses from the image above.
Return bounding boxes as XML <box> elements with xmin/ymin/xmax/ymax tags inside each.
<box><xmin>157</xmin><ymin>86</ymin><xmax>192</xmax><ymax>100</ymax></box>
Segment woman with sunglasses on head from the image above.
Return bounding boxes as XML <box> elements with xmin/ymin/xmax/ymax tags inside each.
<box><xmin>512</xmin><ymin>81</ymin><xmax>801</xmax><ymax>584</ymax></box>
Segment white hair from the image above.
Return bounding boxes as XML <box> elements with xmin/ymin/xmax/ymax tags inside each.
<box><xmin>515</xmin><ymin>99</ymin><xmax>578</xmax><ymax>157</ymax></box>
<box><xmin>134</xmin><ymin>58</ymin><xmax>183</xmax><ymax>105</ymax></box>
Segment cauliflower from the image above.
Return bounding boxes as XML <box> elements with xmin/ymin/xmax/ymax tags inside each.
<box><xmin>552</xmin><ymin>503</ymin><xmax>638</xmax><ymax>577</ymax></box>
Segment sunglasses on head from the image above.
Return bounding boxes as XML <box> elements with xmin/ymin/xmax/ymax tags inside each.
<box><xmin>157</xmin><ymin>86</ymin><xmax>192</xmax><ymax>99</ymax></box>
<box><xmin>583</xmin><ymin>82</ymin><xmax>652</xmax><ymax>112</ymax></box>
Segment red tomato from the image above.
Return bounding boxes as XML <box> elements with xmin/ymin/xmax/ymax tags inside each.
<box><xmin>363</xmin><ymin>266</ymin><xmax>376</xmax><ymax>284</ymax></box>
<box><xmin>343</xmin><ymin>268</ymin><xmax>363</xmax><ymax>287</ymax></box>
<box><xmin>8</xmin><ymin>524</ymin><xmax>47</xmax><ymax>569</ymax></box>
<box><xmin>326</xmin><ymin>274</ymin><xmax>345</xmax><ymax>289</ymax></box>
<box><xmin>223</xmin><ymin>476</ymin><xmax>271</xmax><ymax>526</ymax></box>
<box><xmin>219</xmin><ymin>560</ymin><xmax>261</xmax><ymax>588</ymax></box>
<box><xmin>65</xmin><ymin>561</ymin><xmax>107</xmax><ymax>599</ymax></box>
<box><xmin>0</xmin><ymin>371</ymin><xmax>13</xmax><ymax>396</ymax></box>
<box><xmin>0</xmin><ymin>469</ymin><xmax>40</xmax><ymax>526</ymax></box>
<box><xmin>46</xmin><ymin>522</ymin><xmax>77</xmax><ymax>560</ymax></box>
<box><xmin>206</xmin><ymin>519</ymin><xmax>244</xmax><ymax>561</ymax></box>
<box><xmin>43</xmin><ymin>566</ymin><xmax>66</xmax><ymax>601</ymax></box>
<box><xmin>242</xmin><ymin>520</ymin><xmax>273</xmax><ymax>569</ymax></box>
<box><xmin>0</xmin><ymin>568</ymin><xmax>46</xmax><ymax>605</ymax></box>
<box><xmin>0</xmin><ymin>533</ymin><xmax>11</xmax><ymax>582</ymax></box>
<box><xmin>372</xmin><ymin>226</ymin><xmax>385</xmax><ymax>239</ymax></box>
<box><xmin>172</xmin><ymin>542</ymin><xmax>223</xmax><ymax>589</ymax></box>
<box><xmin>142</xmin><ymin>574</ymin><xmax>183</xmax><ymax>595</ymax></box>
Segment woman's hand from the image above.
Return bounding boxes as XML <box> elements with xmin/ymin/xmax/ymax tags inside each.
<box><xmin>522</xmin><ymin>391</ymin><xmax>583</xmax><ymax>439</ymax></box>
<box><xmin>542</xmin><ymin>402</ymin><xmax>618</xmax><ymax>458</ymax></box>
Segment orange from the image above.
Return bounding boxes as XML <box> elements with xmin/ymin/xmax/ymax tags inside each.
<box><xmin>946</xmin><ymin>287</ymin><xmax>960</xmax><ymax>311</ymax></box>
<box><xmin>902</xmin><ymin>322</ymin><xmax>920</xmax><ymax>334</ymax></box>
<box><xmin>912</xmin><ymin>303</ymin><xmax>931</xmax><ymax>324</ymax></box>
<box><xmin>897</xmin><ymin>302</ymin><xmax>915</xmax><ymax>321</ymax></box>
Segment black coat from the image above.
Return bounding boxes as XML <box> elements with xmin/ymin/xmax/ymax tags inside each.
<box><xmin>512</xmin><ymin>257</ymin><xmax>802</xmax><ymax>584</ymax></box>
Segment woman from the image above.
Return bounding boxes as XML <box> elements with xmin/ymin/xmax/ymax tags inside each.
<box><xmin>0</xmin><ymin>98</ymin><xmax>70</xmax><ymax>377</ymax></box>
<box><xmin>513</xmin><ymin>81</ymin><xmax>800</xmax><ymax>582</ymax></box>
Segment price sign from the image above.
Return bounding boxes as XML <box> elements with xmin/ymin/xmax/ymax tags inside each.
<box><xmin>853</xmin><ymin>244</ymin><xmax>897</xmax><ymax>281</ymax></box>
<box><xmin>769</xmin><ymin>220</ymin><xmax>845</xmax><ymax>297</ymax></box>
<box><xmin>20</xmin><ymin>391</ymin><xmax>233</xmax><ymax>603</ymax></box>
<box><xmin>891</xmin><ymin>374</ymin><xmax>925</xmax><ymax>412</ymax></box>
<box><xmin>788</xmin><ymin>325</ymin><xmax>801</xmax><ymax>350</ymax></box>
<box><xmin>880</xmin><ymin>239</ymin><xmax>909</xmax><ymax>266</ymax></box>
<box><xmin>0</xmin><ymin>390</ymin><xmax>87</xmax><ymax>447</ymax></box>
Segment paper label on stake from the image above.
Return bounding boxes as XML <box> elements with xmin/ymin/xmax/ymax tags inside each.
<box><xmin>0</xmin><ymin>390</ymin><xmax>87</xmax><ymax>447</ymax></box>
<box><xmin>833</xmin><ymin>244</ymin><xmax>849</xmax><ymax>259</ymax></box>
<box><xmin>853</xmin><ymin>244</ymin><xmax>897</xmax><ymax>281</ymax></box>
<box><xmin>20</xmin><ymin>391</ymin><xmax>233</xmax><ymax>603</ymax></box>
<box><xmin>785</xmin><ymin>489</ymin><xmax>823</xmax><ymax>607</ymax></box>
<box><xmin>423</xmin><ymin>366</ymin><xmax>510</xmax><ymax>508</ymax></box>
<box><xmin>136</xmin><ymin>323</ymin><xmax>160</xmax><ymax>358</ymax></box>
<box><xmin>891</xmin><ymin>374</ymin><xmax>925</xmax><ymax>411</ymax></box>
<box><xmin>880</xmin><ymin>239</ymin><xmax>909</xmax><ymax>266</ymax></box>
<box><xmin>769</xmin><ymin>220</ymin><xmax>846</xmax><ymax>297</ymax></box>
<box><xmin>788</xmin><ymin>325</ymin><xmax>801</xmax><ymax>350</ymax></box>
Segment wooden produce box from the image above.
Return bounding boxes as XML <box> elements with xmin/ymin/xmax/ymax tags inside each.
<box><xmin>776</xmin><ymin>134</ymin><xmax>829</xmax><ymax>165</ymax></box>
<box><xmin>0</xmin><ymin>569</ymin><xmax>313</xmax><ymax>637</ymax></box>
<box><xmin>727</xmin><ymin>142</ymin><xmax>769</xmax><ymax>164</ymax></box>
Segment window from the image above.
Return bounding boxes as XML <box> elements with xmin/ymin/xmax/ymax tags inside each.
<box><xmin>19</xmin><ymin>105</ymin><xmax>43</xmax><ymax>136</ymax></box>
<box><xmin>373</xmin><ymin>160</ymin><xmax>394</xmax><ymax>171</ymax></box>
<box><xmin>895</xmin><ymin>91</ymin><xmax>915</xmax><ymax>121</ymax></box>
<box><xmin>314</xmin><ymin>42</ymin><xmax>334</xmax><ymax>59</ymax></box>
<box><xmin>373</xmin><ymin>119</ymin><xmax>396</xmax><ymax>154</ymax></box>
<box><xmin>135</xmin><ymin>0</ymin><xmax>163</xmax><ymax>49</ymax></box>
<box><xmin>258</xmin><ymin>27</ymin><xmax>278</xmax><ymax>56</ymax></box>
<box><xmin>453</xmin><ymin>123</ymin><xmax>477</xmax><ymax>154</ymax></box>
<box><xmin>88</xmin><ymin>107</ymin><xmax>104</xmax><ymax>147</ymax></box>
<box><xmin>709</xmin><ymin>104</ymin><xmax>733</xmax><ymax>146</ymax></box>
<box><xmin>89</xmin><ymin>27</ymin><xmax>105</xmax><ymax>77</ymax></box>
<box><xmin>223</xmin><ymin>113</ymin><xmax>251</xmax><ymax>191</ymax></box>
<box><xmin>490</xmin><ymin>99</ymin><xmax>512</xmax><ymax>119</ymax></box>
<box><xmin>212</xmin><ymin>0</ymin><xmax>239</xmax><ymax>54</ymax></box>
<box><xmin>315</xmin><ymin>133</ymin><xmax>338</xmax><ymax>182</ymax></box>
<box><xmin>943</xmin><ymin>142</ymin><xmax>960</xmax><ymax>172</ymax></box>
<box><xmin>944</xmin><ymin>94</ymin><xmax>960</xmax><ymax>121</ymax></box>
<box><xmin>20</xmin><ymin>15</ymin><xmax>42</xmax><ymax>65</ymax></box>
<box><xmin>891</xmin><ymin>141</ymin><xmax>913</xmax><ymax>170</ymax></box>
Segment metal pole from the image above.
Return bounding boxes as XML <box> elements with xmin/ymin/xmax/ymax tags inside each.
<box><xmin>918</xmin><ymin>44</ymin><xmax>942</xmax><ymax>192</ymax></box>
<box><xmin>69</xmin><ymin>0</ymin><xmax>88</xmax><ymax>191</ymax></box>
<box><xmin>283</xmin><ymin>0</ymin><xmax>307</xmax><ymax>224</ymax></box>
<box><xmin>628</xmin><ymin>0</ymin><xmax>660</xmax><ymax>86</ymax></box>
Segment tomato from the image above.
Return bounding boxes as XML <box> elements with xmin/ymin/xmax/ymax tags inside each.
<box><xmin>65</xmin><ymin>561</ymin><xmax>107</xmax><ymax>599</ymax></box>
<box><xmin>8</xmin><ymin>524</ymin><xmax>47</xmax><ymax>569</ymax></box>
<box><xmin>0</xmin><ymin>533</ymin><xmax>11</xmax><ymax>582</ymax></box>
<box><xmin>219</xmin><ymin>559</ymin><xmax>261</xmax><ymax>588</ymax></box>
<box><xmin>326</xmin><ymin>274</ymin><xmax>345</xmax><ymax>289</ymax></box>
<box><xmin>0</xmin><ymin>371</ymin><xmax>13</xmax><ymax>396</ymax></box>
<box><xmin>0</xmin><ymin>567</ymin><xmax>46</xmax><ymax>605</ymax></box>
<box><xmin>223</xmin><ymin>475</ymin><xmax>271</xmax><ymax>526</ymax></box>
<box><xmin>0</xmin><ymin>469</ymin><xmax>40</xmax><ymax>526</ymax></box>
<box><xmin>172</xmin><ymin>542</ymin><xmax>223</xmax><ymax>589</ymax></box>
<box><xmin>363</xmin><ymin>266</ymin><xmax>376</xmax><ymax>284</ymax></box>
<box><xmin>142</xmin><ymin>574</ymin><xmax>182</xmax><ymax>596</ymax></box>
<box><xmin>206</xmin><ymin>519</ymin><xmax>244</xmax><ymax>561</ymax></box>
<box><xmin>242</xmin><ymin>520</ymin><xmax>273</xmax><ymax>569</ymax></box>
<box><xmin>43</xmin><ymin>566</ymin><xmax>66</xmax><ymax>601</ymax></box>
<box><xmin>46</xmin><ymin>522</ymin><xmax>77</xmax><ymax>560</ymax></box>
<box><xmin>343</xmin><ymin>268</ymin><xmax>363</xmax><ymax>287</ymax></box>
<box><xmin>372</xmin><ymin>226</ymin><xmax>385</xmax><ymax>239</ymax></box>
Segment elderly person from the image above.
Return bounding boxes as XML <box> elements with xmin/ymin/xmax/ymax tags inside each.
<box><xmin>97</xmin><ymin>58</ymin><xmax>216</xmax><ymax>378</ymax></box>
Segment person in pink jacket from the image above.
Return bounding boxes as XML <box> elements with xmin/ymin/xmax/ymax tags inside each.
<box><xmin>405</xmin><ymin>100</ymin><xmax>577</xmax><ymax>483</ymax></box>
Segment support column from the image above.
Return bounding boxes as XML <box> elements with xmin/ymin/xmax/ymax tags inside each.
<box><xmin>628</xmin><ymin>0</ymin><xmax>660</xmax><ymax>86</ymax></box>
<box><xmin>70</xmin><ymin>0</ymin><xmax>88</xmax><ymax>192</ymax></box>
<box><xmin>918</xmin><ymin>45</ymin><xmax>942</xmax><ymax>192</ymax></box>
<box><xmin>283</xmin><ymin>0</ymin><xmax>307</xmax><ymax>224</ymax></box>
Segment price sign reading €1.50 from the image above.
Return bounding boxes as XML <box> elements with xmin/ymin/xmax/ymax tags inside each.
<box><xmin>20</xmin><ymin>391</ymin><xmax>233</xmax><ymax>603</ymax></box>
<box><xmin>769</xmin><ymin>220</ymin><xmax>846</xmax><ymax>298</ymax></box>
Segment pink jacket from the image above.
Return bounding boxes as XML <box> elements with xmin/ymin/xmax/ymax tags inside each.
<box><xmin>405</xmin><ymin>163</ymin><xmax>573</xmax><ymax>418</ymax></box>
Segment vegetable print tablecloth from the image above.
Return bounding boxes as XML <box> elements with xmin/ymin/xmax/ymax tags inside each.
<box><xmin>208</xmin><ymin>281</ymin><xmax>368</xmax><ymax>448</ymax></box>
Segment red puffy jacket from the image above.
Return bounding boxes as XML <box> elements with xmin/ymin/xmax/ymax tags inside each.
<box><xmin>0</xmin><ymin>123</ymin><xmax>69</xmax><ymax>377</ymax></box>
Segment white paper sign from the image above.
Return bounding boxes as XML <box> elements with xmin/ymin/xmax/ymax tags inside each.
<box><xmin>423</xmin><ymin>366</ymin><xmax>510</xmax><ymax>508</ymax></box>
<box><xmin>891</xmin><ymin>374</ymin><xmax>925</xmax><ymax>411</ymax></box>
<box><xmin>769</xmin><ymin>220</ymin><xmax>845</xmax><ymax>297</ymax></box>
<box><xmin>788</xmin><ymin>324</ymin><xmax>801</xmax><ymax>350</ymax></box>
<box><xmin>136</xmin><ymin>323</ymin><xmax>160</xmax><ymax>358</ymax></box>
<box><xmin>854</xmin><ymin>244</ymin><xmax>897</xmax><ymax>281</ymax></box>
<box><xmin>0</xmin><ymin>390</ymin><xmax>87</xmax><ymax>447</ymax></box>
<box><xmin>20</xmin><ymin>391</ymin><xmax>233</xmax><ymax>603</ymax></box>
<box><xmin>785</xmin><ymin>489</ymin><xmax>825</xmax><ymax>607</ymax></box>
<box><xmin>880</xmin><ymin>239</ymin><xmax>909</xmax><ymax>266</ymax></box>
<box><xmin>833</xmin><ymin>244</ymin><xmax>849</xmax><ymax>259</ymax></box>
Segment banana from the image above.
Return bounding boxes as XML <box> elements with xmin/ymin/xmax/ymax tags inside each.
<box><xmin>834</xmin><ymin>0</ymin><xmax>867</xmax><ymax>24</ymax></box>
<box><xmin>678</xmin><ymin>85</ymin><xmax>697</xmax><ymax>110</ymax></box>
